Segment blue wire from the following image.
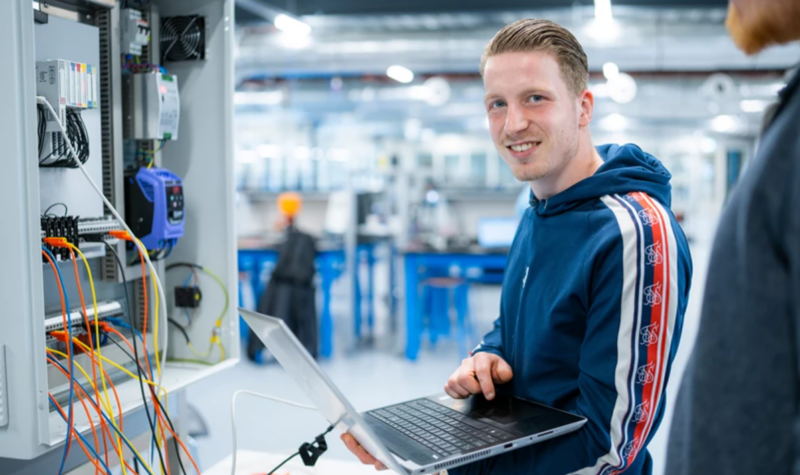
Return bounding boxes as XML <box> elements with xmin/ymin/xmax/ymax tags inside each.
<box><xmin>42</xmin><ymin>246</ymin><xmax>74</xmax><ymax>475</ymax></box>
<box><xmin>182</xmin><ymin>270</ymin><xmax>194</xmax><ymax>287</ymax></box>
<box><xmin>46</xmin><ymin>355</ymin><xmax>156</xmax><ymax>475</ymax></box>
<box><xmin>103</xmin><ymin>317</ymin><xmax>159</xmax><ymax>467</ymax></box>
<box><xmin>48</xmin><ymin>397</ymin><xmax>113</xmax><ymax>475</ymax></box>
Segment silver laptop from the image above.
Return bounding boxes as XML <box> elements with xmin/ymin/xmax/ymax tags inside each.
<box><xmin>240</xmin><ymin>308</ymin><xmax>586</xmax><ymax>475</ymax></box>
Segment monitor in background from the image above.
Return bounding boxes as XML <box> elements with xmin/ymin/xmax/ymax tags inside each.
<box><xmin>477</xmin><ymin>217</ymin><xmax>519</xmax><ymax>249</ymax></box>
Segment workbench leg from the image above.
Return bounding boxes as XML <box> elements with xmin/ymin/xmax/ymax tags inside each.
<box><xmin>405</xmin><ymin>255</ymin><xmax>420</xmax><ymax>361</ymax></box>
<box><xmin>320</xmin><ymin>259</ymin><xmax>334</xmax><ymax>359</ymax></box>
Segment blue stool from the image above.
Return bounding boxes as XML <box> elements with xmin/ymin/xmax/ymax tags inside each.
<box><xmin>421</xmin><ymin>278</ymin><xmax>473</xmax><ymax>358</ymax></box>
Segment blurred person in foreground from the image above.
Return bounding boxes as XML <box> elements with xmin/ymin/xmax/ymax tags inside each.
<box><xmin>666</xmin><ymin>1</ymin><xmax>800</xmax><ymax>474</ymax></box>
<box><xmin>342</xmin><ymin>19</ymin><xmax>693</xmax><ymax>474</ymax></box>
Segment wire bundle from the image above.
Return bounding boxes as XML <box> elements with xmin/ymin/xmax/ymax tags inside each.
<box><xmin>43</xmin><ymin>237</ymin><xmax>201</xmax><ymax>475</ymax></box>
<box><xmin>38</xmin><ymin>107</ymin><xmax>90</xmax><ymax>168</ymax></box>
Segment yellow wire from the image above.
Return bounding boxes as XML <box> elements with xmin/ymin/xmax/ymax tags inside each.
<box><xmin>45</xmin><ymin>349</ymin><xmax>152</xmax><ymax>475</ymax></box>
<box><xmin>66</xmin><ymin>243</ymin><xmax>126</xmax><ymax>475</ymax></box>
<box><xmin>65</xmin><ymin>341</ymin><xmax>162</xmax><ymax>392</ymax></box>
<box><xmin>180</xmin><ymin>266</ymin><xmax>228</xmax><ymax>363</ymax></box>
<box><xmin>134</xmin><ymin>237</ymin><xmax>167</xmax><ymax>474</ymax></box>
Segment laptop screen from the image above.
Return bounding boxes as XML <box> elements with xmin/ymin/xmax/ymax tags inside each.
<box><xmin>477</xmin><ymin>217</ymin><xmax>519</xmax><ymax>249</ymax></box>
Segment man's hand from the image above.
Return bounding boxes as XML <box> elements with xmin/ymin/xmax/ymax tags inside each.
<box><xmin>444</xmin><ymin>353</ymin><xmax>513</xmax><ymax>400</ymax></box>
<box><xmin>341</xmin><ymin>433</ymin><xmax>387</xmax><ymax>471</ymax></box>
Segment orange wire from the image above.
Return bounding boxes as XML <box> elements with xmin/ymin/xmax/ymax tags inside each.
<box><xmin>106</xmin><ymin>327</ymin><xmax>202</xmax><ymax>475</ymax></box>
<box><xmin>134</xmin><ymin>247</ymin><xmax>172</xmax><ymax>475</ymax></box>
<box><xmin>41</xmin><ymin>250</ymin><xmax>74</xmax><ymax>459</ymax></box>
<box><xmin>46</xmin><ymin>358</ymin><xmax>141</xmax><ymax>475</ymax></box>
<box><xmin>48</xmin><ymin>393</ymin><xmax>108</xmax><ymax>475</ymax></box>
<box><xmin>67</xmin><ymin>247</ymin><xmax>107</xmax><ymax>473</ymax></box>
<box><xmin>46</xmin><ymin>366</ymin><xmax>100</xmax><ymax>474</ymax></box>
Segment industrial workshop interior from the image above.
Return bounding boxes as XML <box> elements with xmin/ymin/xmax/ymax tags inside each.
<box><xmin>2</xmin><ymin>0</ymin><xmax>799</xmax><ymax>474</ymax></box>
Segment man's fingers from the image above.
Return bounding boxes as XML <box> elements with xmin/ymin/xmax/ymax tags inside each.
<box><xmin>375</xmin><ymin>461</ymin><xmax>388</xmax><ymax>470</ymax></box>
<box><xmin>492</xmin><ymin>357</ymin><xmax>514</xmax><ymax>384</ymax></box>
<box><xmin>474</xmin><ymin>358</ymin><xmax>497</xmax><ymax>400</ymax></box>
<box><xmin>444</xmin><ymin>379</ymin><xmax>471</xmax><ymax>399</ymax></box>
<box><xmin>341</xmin><ymin>433</ymin><xmax>378</xmax><ymax>465</ymax></box>
<box><xmin>455</xmin><ymin>369</ymin><xmax>482</xmax><ymax>395</ymax></box>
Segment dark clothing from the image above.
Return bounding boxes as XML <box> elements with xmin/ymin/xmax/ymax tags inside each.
<box><xmin>667</xmin><ymin>67</ymin><xmax>800</xmax><ymax>474</ymax></box>
<box><xmin>454</xmin><ymin>145</ymin><xmax>692</xmax><ymax>475</ymax></box>
<box><xmin>248</xmin><ymin>228</ymin><xmax>319</xmax><ymax>360</ymax></box>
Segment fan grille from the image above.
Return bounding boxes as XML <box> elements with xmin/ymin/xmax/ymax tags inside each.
<box><xmin>160</xmin><ymin>15</ymin><xmax>205</xmax><ymax>62</ymax></box>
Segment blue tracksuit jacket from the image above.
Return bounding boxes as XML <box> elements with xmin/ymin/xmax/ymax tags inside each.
<box><xmin>452</xmin><ymin>144</ymin><xmax>693</xmax><ymax>475</ymax></box>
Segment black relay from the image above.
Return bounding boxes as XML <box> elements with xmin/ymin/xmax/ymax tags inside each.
<box><xmin>175</xmin><ymin>286</ymin><xmax>202</xmax><ymax>308</ymax></box>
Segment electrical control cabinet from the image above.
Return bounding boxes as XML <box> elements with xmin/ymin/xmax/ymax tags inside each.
<box><xmin>0</xmin><ymin>0</ymin><xmax>237</xmax><ymax>465</ymax></box>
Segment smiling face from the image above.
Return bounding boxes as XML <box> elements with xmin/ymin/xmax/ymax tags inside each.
<box><xmin>483</xmin><ymin>50</ymin><xmax>590</xmax><ymax>183</ymax></box>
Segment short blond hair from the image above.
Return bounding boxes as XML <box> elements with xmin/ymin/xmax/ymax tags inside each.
<box><xmin>480</xmin><ymin>19</ymin><xmax>589</xmax><ymax>97</ymax></box>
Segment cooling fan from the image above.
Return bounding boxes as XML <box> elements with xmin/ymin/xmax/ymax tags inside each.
<box><xmin>160</xmin><ymin>15</ymin><xmax>206</xmax><ymax>62</ymax></box>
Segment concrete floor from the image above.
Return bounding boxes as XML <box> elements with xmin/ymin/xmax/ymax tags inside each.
<box><xmin>187</xmin><ymin>238</ymin><xmax>711</xmax><ymax>475</ymax></box>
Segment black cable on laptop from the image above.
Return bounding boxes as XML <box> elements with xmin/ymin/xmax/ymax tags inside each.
<box><xmin>267</xmin><ymin>424</ymin><xmax>335</xmax><ymax>475</ymax></box>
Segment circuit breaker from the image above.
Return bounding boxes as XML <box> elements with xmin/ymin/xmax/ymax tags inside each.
<box><xmin>123</xmin><ymin>72</ymin><xmax>181</xmax><ymax>140</ymax></box>
<box><xmin>121</xmin><ymin>8</ymin><xmax>150</xmax><ymax>55</ymax></box>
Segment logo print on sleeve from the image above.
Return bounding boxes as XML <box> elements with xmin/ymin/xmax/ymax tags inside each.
<box><xmin>645</xmin><ymin>242</ymin><xmax>663</xmax><ymax>266</ymax></box>
<box><xmin>625</xmin><ymin>192</ymin><xmax>645</xmax><ymax>203</ymax></box>
<box><xmin>635</xmin><ymin>362</ymin><xmax>656</xmax><ymax>385</ymax></box>
<box><xmin>643</xmin><ymin>283</ymin><xmax>662</xmax><ymax>307</ymax></box>
<box><xmin>637</xmin><ymin>208</ymin><xmax>660</xmax><ymax>226</ymax></box>
<box><xmin>632</xmin><ymin>401</ymin><xmax>650</xmax><ymax>423</ymax></box>
<box><xmin>639</xmin><ymin>322</ymin><xmax>660</xmax><ymax>346</ymax></box>
<box><xmin>622</xmin><ymin>438</ymin><xmax>640</xmax><ymax>459</ymax></box>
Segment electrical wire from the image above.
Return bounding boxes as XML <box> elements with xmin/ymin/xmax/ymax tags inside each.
<box><xmin>48</xmin><ymin>395</ymin><xmax>114</xmax><ymax>475</ymax></box>
<box><xmin>103</xmin><ymin>241</ymin><xmax>168</xmax><ymax>475</ymax></box>
<box><xmin>65</xmin><ymin>243</ymin><xmax>128</xmax><ymax>473</ymax></box>
<box><xmin>41</xmin><ymin>247</ymin><xmax>75</xmax><ymax>475</ymax></box>
<box><xmin>47</xmin><ymin>347</ymin><xmax>127</xmax><ymax>474</ymax></box>
<box><xmin>37</xmin><ymin>96</ymin><xmax>170</xmax><ymax>398</ymax></box>
<box><xmin>43</xmin><ymin>202</ymin><xmax>69</xmax><ymax>217</ymax></box>
<box><xmin>104</xmin><ymin>336</ymin><xmax>199</xmax><ymax>475</ymax></box>
<box><xmin>229</xmin><ymin>390</ymin><xmax>317</xmax><ymax>475</ymax></box>
<box><xmin>165</xmin><ymin>263</ymin><xmax>229</xmax><ymax>362</ymax></box>
<box><xmin>46</xmin><ymin>355</ymin><xmax>155</xmax><ymax>475</ymax></box>
<box><xmin>64</xmin><ymin>245</ymin><xmax>108</xmax><ymax>470</ymax></box>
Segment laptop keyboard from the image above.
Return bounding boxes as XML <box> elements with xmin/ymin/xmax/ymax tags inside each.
<box><xmin>368</xmin><ymin>398</ymin><xmax>516</xmax><ymax>458</ymax></box>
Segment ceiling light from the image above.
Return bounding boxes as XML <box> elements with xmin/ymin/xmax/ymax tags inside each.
<box><xmin>274</xmin><ymin>14</ymin><xmax>311</xmax><ymax>36</ymax></box>
<box><xmin>608</xmin><ymin>73</ymin><xmax>637</xmax><ymax>104</ymax></box>
<box><xmin>602</xmin><ymin>62</ymin><xmax>619</xmax><ymax>80</ymax></box>
<box><xmin>387</xmin><ymin>65</ymin><xmax>414</xmax><ymax>84</ymax></box>
<box><xmin>594</xmin><ymin>0</ymin><xmax>613</xmax><ymax>22</ymax></box>
<box><xmin>599</xmin><ymin>113</ymin><xmax>629</xmax><ymax>131</ymax></box>
<box><xmin>740</xmin><ymin>99</ymin><xmax>769</xmax><ymax>113</ymax></box>
<box><xmin>710</xmin><ymin>115</ymin><xmax>740</xmax><ymax>133</ymax></box>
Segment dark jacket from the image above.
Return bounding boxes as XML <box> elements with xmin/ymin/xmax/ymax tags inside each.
<box><xmin>248</xmin><ymin>228</ymin><xmax>318</xmax><ymax>361</ymax></box>
<box><xmin>666</xmin><ymin>68</ymin><xmax>800</xmax><ymax>474</ymax></box>
<box><xmin>455</xmin><ymin>144</ymin><xmax>692</xmax><ymax>475</ymax></box>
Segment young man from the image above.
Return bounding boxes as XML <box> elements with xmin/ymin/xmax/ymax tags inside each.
<box><xmin>667</xmin><ymin>1</ymin><xmax>800</xmax><ymax>474</ymax></box>
<box><xmin>343</xmin><ymin>19</ymin><xmax>692</xmax><ymax>474</ymax></box>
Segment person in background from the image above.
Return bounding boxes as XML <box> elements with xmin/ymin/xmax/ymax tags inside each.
<box><xmin>342</xmin><ymin>19</ymin><xmax>693</xmax><ymax>474</ymax></box>
<box><xmin>666</xmin><ymin>1</ymin><xmax>800</xmax><ymax>474</ymax></box>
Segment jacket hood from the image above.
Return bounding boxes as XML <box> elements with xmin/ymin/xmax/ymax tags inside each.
<box><xmin>530</xmin><ymin>143</ymin><xmax>672</xmax><ymax>216</ymax></box>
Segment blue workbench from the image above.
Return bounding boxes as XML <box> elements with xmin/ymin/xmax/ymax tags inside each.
<box><xmin>403</xmin><ymin>250</ymin><xmax>508</xmax><ymax>361</ymax></box>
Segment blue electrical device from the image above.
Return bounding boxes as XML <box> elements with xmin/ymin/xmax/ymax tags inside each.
<box><xmin>125</xmin><ymin>166</ymin><xmax>185</xmax><ymax>251</ymax></box>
